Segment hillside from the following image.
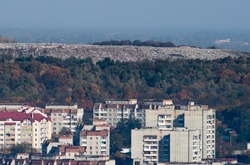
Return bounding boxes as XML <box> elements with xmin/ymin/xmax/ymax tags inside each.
<box><xmin>1</xmin><ymin>44</ymin><xmax>250</xmax><ymax>154</ymax></box>
<box><xmin>0</xmin><ymin>43</ymin><xmax>250</xmax><ymax>63</ymax></box>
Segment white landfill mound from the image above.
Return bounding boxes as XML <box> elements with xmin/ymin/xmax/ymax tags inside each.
<box><xmin>0</xmin><ymin>43</ymin><xmax>249</xmax><ymax>63</ymax></box>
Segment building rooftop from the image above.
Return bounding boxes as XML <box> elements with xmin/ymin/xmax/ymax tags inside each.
<box><xmin>0</xmin><ymin>111</ymin><xmax>51</xmax><ymax>122</ymax></box>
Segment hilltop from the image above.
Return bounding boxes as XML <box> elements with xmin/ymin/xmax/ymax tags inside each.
<box><xmin>0</xmin><ymin>43</ymin><xmax>249</xmax><ymax>63</ymax></box>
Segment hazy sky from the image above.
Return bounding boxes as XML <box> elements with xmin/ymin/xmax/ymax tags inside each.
<box><xmin>1</xmin><ymin>0</ymin><xmax>250</xmax><ymax>30</ymax></box>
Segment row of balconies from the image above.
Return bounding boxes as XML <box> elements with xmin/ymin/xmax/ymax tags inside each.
<box><xmin>158</xmin><ymin>115</ymin><xmax>172</xmax><ymax>119</ymax></box>
<box><xmin>143</xmin><ymin>157</ymin><xmax>157</xmax><ymax>162</ymax></box>
<box><xmin>144</xmin><ymin>141</ymin><xmax>157</xmax><ymax>144</ymax></box>
<box><xmin>144</xmin><ymin>147</ymin><xmax>158</xmax><ymax>151</ymax></box>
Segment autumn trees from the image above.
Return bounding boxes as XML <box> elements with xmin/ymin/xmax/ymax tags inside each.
<box><xmin>0</xmin><ymin>55</ymin><xmax>250</xmax><ymax>110</ymax></box>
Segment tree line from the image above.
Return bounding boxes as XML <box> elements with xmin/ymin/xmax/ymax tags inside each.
<box><xmin>92</xmin><ymin>40</ymin><xmax>175</xmax><ymax>47</ymax></box>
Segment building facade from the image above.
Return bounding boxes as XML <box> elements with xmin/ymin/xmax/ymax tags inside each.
<box><xmin>93</xmin><ymin>99</ymin><xmax>139</xmax><ymax>127</ymax></box>
<box><xmin>77</xmin><ymin>120</ymin><xmax>110</xmax><ymax>157</ymax></box>
<box><xmin>132</xmin><ymin>128</ymin><xmax>202</xmax><ymax>164</ymax></box>
<box><xmin>131</xmin><ymin>100</ymin><xmax>216</xmax><ymax>164</ymax></box>
<box><xmin>0</xmin><ymin>111</ymin><xmax>51</xmax><ymax>151</ymax></box>
<box><xmin>44</xmin><ymin>104</ymin><xmax>84</xmax><ymax>134</ymax></box>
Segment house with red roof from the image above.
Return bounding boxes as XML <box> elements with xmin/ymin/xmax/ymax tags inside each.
<box><xmin>0</xmin><ymin>110</ymin><xmax>52</xmax><ymax>151</ymax></box>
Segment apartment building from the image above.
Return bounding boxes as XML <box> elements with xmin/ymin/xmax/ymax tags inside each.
<box><xmin>132</xmin><ymin>128</ymin><xmax>202</xmax><ymax>164</ymax></box>
<box><xmin>93</xmin><ymin>99</ymin><xmax>139</xmax><ymax>127</ymax></box>
<box><xmin>0</xmin><ymin>111</ymin><xmax>51</xmax><ymax>151</ymax></box>
<box><xmin>131</xmin><ymin>100</ymin><xmax>216</xmax><ymax>164</ymax></box>
<box><xmin>77</xmin><ymin>120</ymin><xmax>110</xmax><ymax>157</ymax></box>
<box><xmin>44</xmin><ymin>104</ymin><xmax>84</xmax><ymax>134</ymax></box>
<box><xmin>0</xmin><ymin>103</ymin><xmax>27</xmax><ymax>111</ymax></box>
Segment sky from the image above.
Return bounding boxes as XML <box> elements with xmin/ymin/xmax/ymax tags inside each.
<box><xmin>1</xmin><ymin>0</ymin><xmax>250</xmax><ymax>30</ymax></box>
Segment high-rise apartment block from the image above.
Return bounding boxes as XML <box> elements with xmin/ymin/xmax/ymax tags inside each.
<box><xmin>132</xmin><ymin>128</ymin><xmax>202</xmax><ymax>164</ymax></box>
<box><xmin>77</xmin><ymin>120</ymin><xmax>110</xmax><ymax>157</ymax></box>
<box><xmin>44</xmin><ymin>104</ymin><xmax>84</xmax><ymax>134</ymax></box>
<box><xmin>0</xmin><ymin>109</ymin><xmax>51</xmax><ymax>151</ymax></box>
<box><xmin>93</xmin><ymin>99</ymin><xmax>139</xmax><ymax>127</ymax></box>
<box><xmin>131</xmin><ymin>100</ymin><xmax>216</xmax><ymax>164</ymax></box>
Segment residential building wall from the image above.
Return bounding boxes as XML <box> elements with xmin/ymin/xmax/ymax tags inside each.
<box><xmin>0</xmin><ymin>111</ymin><xmax>51</xmax><ymax>151</ymax></box>
<box><xmin>44</xmin><ymin>104</ymin><xmax>84</xmax><ymax>134</ymax></box>
<box><xmin>78</xmin><ymin>122</ymin><xmax>110</xmax><ymax>157</ymax></box>
<box><xmin>143</xmin><ymin>101</ymin><xmax>216</xmax><ymax>160</ymax></box>
<box><xmin>80</xmin><ymin>129</ymin><xmax>110</xmax><ymax>156</ymax></box>
<box><xmin>131</xmin><ymin>128</ymin><xmax>202</xmax><ymax>164</ymax></box>
<box><xmin>93</xmin><ymin>100</ymin><xmax>139</xmax><ymax>127</ymax></box>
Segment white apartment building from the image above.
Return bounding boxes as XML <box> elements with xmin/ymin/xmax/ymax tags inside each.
<box><xmin>0</xmin><ymin>103</ymin><xmax>27</xmax><ymax>111</ymax></box>
<box><xmin>131</xmin><ymin>100</ymin><xmax>216</xmax><ymax>164</ymax></box>
<box><xmin>142</xmin><ymin>100</ymin><xmax>216</xmax><ymax>159</ymax></box>
<box><xmin>0</xmin><ymin>110</ymin><xmax>51</xmax><ymax>151</ymax></box>
<box><xmin>93</xmin><ymin>99</ymin><xmax>139</xmax><ymax>127</ymax></box>
<box><xmin>77</xmin><ymin>120</ymin><xmax>110</xmax><ymax>157</ymax></box>
<box><xmin>132</xmin><ymin>128</ymin><xmax>202</xmax><ymax>164</ymax></box>
<box><xmin>44</xmin><ymin>104</ymin><xmax>84</xmax><ymax>134</ymax></box>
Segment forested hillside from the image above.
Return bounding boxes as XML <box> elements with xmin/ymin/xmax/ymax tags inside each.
<box><xmin>1</xmin><ymin>55</ymin><xmax>250</xmax><ymax>145</ymax></box>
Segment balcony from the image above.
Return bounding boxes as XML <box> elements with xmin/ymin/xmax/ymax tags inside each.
<box><xmin>143</xmin><ymin>138</ymin><xmax>157</xmax><ymax>142</ymax></box>
<box><xmin>143</xmin><ymin>153</ymin><xmax>157</xmax><ymax>157</ymax></box>
<box><xmin>143</xmin><ymin>147</ymin><xmax>158</xmax><ymax>152</ymax></box>
<box><xmin>143</xmin><ymin>157</ymin><xmax>157</xmax><ymax>162</ymax></box>
<box><xmin>144</xmin><ymin>143</ymin><xmax>157</xmax><ymax>147</ymax></box>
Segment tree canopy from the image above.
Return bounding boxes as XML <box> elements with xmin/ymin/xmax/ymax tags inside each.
<box><xmin>9</xmin><ymin>143</ymin><xmax>39</xmax><ymax>154</ymax></box>
<box><xmin>59</xmin><ymin>127</ymin><xmax>72</xmax><ymax>135</ymax></box>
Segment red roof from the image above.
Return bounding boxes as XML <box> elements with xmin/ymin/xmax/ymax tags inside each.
<box><xmin>0</xmin><ymin>111</ymin><xmax>50</xmax><ymax>123</ymax></box>
<box><xmin>4</xmin><ymin>122</ymin><xmax>16</xmax><ymax>125</ymax></box>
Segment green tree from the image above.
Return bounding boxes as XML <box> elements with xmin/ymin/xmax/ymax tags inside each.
<box><xmin>9</xmin><ymin>143</ymin><xmax>39</xmax><ymax>154</ymax></box>
<box><xmin>59</xmin><ymin>127</ymin><xmax>72</xmax><ymax>135</ymax></box>
<box><xmin>110</xmin><ymin>117</ymin><xmax>142</xmax><ymax>153</ymax></box>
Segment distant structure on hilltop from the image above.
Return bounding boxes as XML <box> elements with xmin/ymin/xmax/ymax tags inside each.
<box><xmin>215</xmin><ymin>38</ymin><xmax>231</xmax><ymax>44</ymax></box>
